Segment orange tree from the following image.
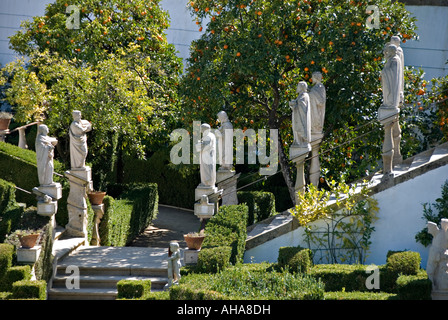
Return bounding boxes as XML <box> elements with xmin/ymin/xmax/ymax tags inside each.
<box><xmin>179</xmin><ymin>0</ymin><xmax>419</xmax><ymax>203</ymax></box>
<box><xmin>5</xmin><ymin>0</ymin><xmax>182</xmax><ymax>184</ymax></box>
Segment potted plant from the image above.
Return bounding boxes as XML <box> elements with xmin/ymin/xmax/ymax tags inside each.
<box><xmin>0</xmin><ymin>112</ymin><xmax>13</xmax><ymax>131</ymax></box>
<box><xmin>184</xmin><ymin>230</ymin><xmax>206</xmax><ymax>250</ymax></box>
<box><xmin>88</xmin><ymin>190</ymin><xmax>107</xmax><ymax>205</ymax></box>
<box><xmin>17</xmin><ymin>230</ymin><xmax>40</xmax><ymax>249</ymax></box>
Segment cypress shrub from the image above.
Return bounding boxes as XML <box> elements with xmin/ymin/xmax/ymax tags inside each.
<box><xmin>237</xmin><ymin>191</ymin><xmax>276</xmax><ymax>225</ymax></box>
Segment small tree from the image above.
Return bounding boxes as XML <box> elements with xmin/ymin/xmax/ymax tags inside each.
<box><xmin>179</xmin><ymin>0</ymin><xmax>418</xmax><ymax>204</ymax></box>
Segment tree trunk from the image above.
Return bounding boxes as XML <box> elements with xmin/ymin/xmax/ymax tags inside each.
<box><xmin>278</xmin><ymin>132</ymin><xmax>297</xmax><ymax>206</ymax></box>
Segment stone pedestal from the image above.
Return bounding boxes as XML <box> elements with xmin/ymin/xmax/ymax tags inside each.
<box><xmin>216</xmin><ymin>169</ymin><xmax>240</xmax><ymax>206</ymax></box>
<box><xmin>33</xmin><ymin>183</ymin><xmax>62</xmax><ymax>217</ymax></box>
<box><xmin>65</xmin><ymin>168</ymin><xmax>92</xmax><ymax>239</ymax></box>
<box><xmin>91</xmin><ymin>204</ymin><xmax>104</xmax><ymax>246</ymax></box>
<box><xmin>309</xmin><ymin>134</ymin><xmax>323</xmax><ymax>187</ymax></box>
<box><xmin>184</xmin><ymin>249</ymin><xmax>200</xmax><ymax>265</ymax></box>
<box><xmin>37</xmin><ymin>183</ymin><xmax>62</xmax><ymax>200</ymax></box>
<box><xmin>0</xmin><ymin>129</ymin><xmax>9</xmax><ymax>142</ymax></box>
<box><xmin>17</xmin><ymin>246</ymin><xmax>41</xmax><ymax>264</ymax></box>
<box><xmin>378</xmin><ymin>106</ymin><xmax>399</xmax><ymax>178</ymax></box>
<box><xmin>290</xmin><ymin>145</ymin><xmax>310</xmax><ymax>205</ymax></box>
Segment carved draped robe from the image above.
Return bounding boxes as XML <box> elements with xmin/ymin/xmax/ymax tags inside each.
<box><xmin>291</xmin><ymin>92</ymin><xmax>311</xmax><ymax>147</ymax></box>
<box><xmin>69</xmin><ymin>120</ymin><xmax>91</xmax><ymax>169</ymax></box>
<box><xmin>381</xmin><ymin>54</ymin><xmax>403</xmax><ymax>109</ymax></box>
<box><xmin>199</xmin><ymin>131</ymin><xmax>217</xmax><ymax>187</ymax></box>
<box><xmin>36</xmin><ymin>131</ymin><xmax>56</xmax><ymax>186</ymax></box>
<box><xmin>309</xmin><ymin>83</ymin><xmax>326</xmax><ymax>135</ymax></box>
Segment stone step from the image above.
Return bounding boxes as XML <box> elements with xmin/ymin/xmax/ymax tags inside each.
<box><xmin>408</xmin><ymin>148</ymin><xmax>435</xmax><ymax>171</ymax></box>
<box><xmin>52</xmin><ymin>274</ymin><xmax>168</xmax><ymax>289</ymax></box>
<box><xmin>48</xmin><ymin>287</ymin><xmax>118</xmax><ymax>300</ymax></box>
<box><xmin>429</xmin><ymin>142</ymin><xmax>448</xmax><ymax>163</ymax></box>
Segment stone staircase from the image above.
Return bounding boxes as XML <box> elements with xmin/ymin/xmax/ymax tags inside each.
<box><xmin>245</xmin><ymin>141</ymin><xmax>448</xmax><ymax>252</ymax></box>
<box><xmin>48</xmin><ymin>238</ymin><xmax>169</xmax><ymax>300</ymax></box>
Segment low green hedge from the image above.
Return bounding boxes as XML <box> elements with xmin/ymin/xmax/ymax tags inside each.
<box><xmin>117</xmin><ymin>279</ymin><xmax>152</xmax><ymax>299</ymax></box>
<box><xmin>237</xmin><ymin>191</ymin><xmax>276</xmax><ymax>225</ymax></box>
<box><xmin>278</xmin><ymin>246</ymin><xmax>313</xmax><ymax>274</ymax></box>
<box><xmin>11</xmin><ymin>280</ymin><xmax>46</xmax><ymax>300</ymax></box>
<box><xmin>324</xmin><ymin>291</ymin><xmax>397</xmax><ymax>300</ymax></box>
<box><xmin>202</xmin><ymin>204</ymin><xmax>248</xmax><ymax>265</ymax></box>
<box><xmin>1</xmin><ymin>266</ymin><xmax>32</xmax><ymax>292</ymax></box>
<box><xmin>100</xmin><ymin>183</ymin><xmax>158</xmax><ymax>246</ymax></box>
<box><xmin>171</xmin><ymin>264</ymin><xmax>325</xmax><ymax>300</ymax></box>
<box><xmin>0</xmin><ymin>179</ymin><xmax>24</xmax><ymax>242</ymax></box>
<box><xmin>197</xmin><ymin>246</ymin><xmax>232</xmax><ymax>273</ymax></box>
<box><xmin>0</xmin><ymin>243</ymin><xmax>14</xmax><ymax>290</ymax></box>
<box><xmin>396</xmin><ymin>270</ymin><xmax>432</xmax><ymax>300</ymax></box>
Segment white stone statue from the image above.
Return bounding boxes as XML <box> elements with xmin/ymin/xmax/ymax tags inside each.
<box><xmin>389</xmin><ymin>36</ymin><xmax>405</xmax><ymax>104</ymax></box>
<box><xmin>427</xmin><ymin>219</ymin><xmax>448</xmax><ymax>291</ymax></box>
<box><xmin>289</xmin><ymin>81</ymin><xmax>311</xmax><ymax>148</ymax></box>
<box><xmin>309</xmin><ymin>72</ymin><xmax>326</xmax><ymax>136</ymax></box>
<box><xmin>166</xmin><ymin>241</ymin><xmax>181</xmax><ymax>287</ymax></box>
<box><xmin>217</xmin><ymin>110</ymin><xmax>233</xmax><ymax>171</ymax></box>
<box><xmin>195</xmin><ymin>123</ymin><xmax>217</xmax><ymax>187</ymax></box>
<box><xmin>69</xmin><ymin>110</ymin><xmax>92</xmax><ymax>169</ymax></box>
<box><xmin>35</xmin><ymin>124</ymin><xmax>58</xmax><ymax>186</ymax></box>
<box><xmin>381</xmin><ymin>44</ymin><xmax>403</xmax><ymax>109</ymax></box>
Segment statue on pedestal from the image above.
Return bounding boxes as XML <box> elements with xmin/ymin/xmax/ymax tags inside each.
<box><xmin>69</xmin><ymin>110</ymin><xmax>92</xmax><ymax>169</ymax></box>
<box><xmin>381</xmin><ymin>44</ymin><xmax>403</xmax><ymax>110</ymax></box>
<box><xmin>309</xmin><ymin>72</ymin><xmax>326</xmax><ymax>137</ymax></box>
<box><xmin>217</xmin><ymin>111</ymin><xmax>233</xmax><ymax>171</ymax></box>
<box><xmin>195</xmin><ymin>124</ymin><xmax>217</xmax><ymax>188</ymax></box>
<box><xmin>389</xmin><ymin>36</ymin><xmax>405</xmax><ymax>104</ymax></box>
<box><xmin>289</xmin><ymin>81</ymin><xmax>311</xmax><ymax>149</ymax></box>
<box><xmin>427</xmin><ymin>219</ymin><xmax>448</xmax><ymax>292</ymax></box>
<box><xmin>166</xmin><ymin>241</ymin><xmax>181</xmax><ymax>288</ymax></box>
<box><xmin>36</xmin><ymin>124</ymin><xmax>58</xmax><ymax>186</ymax></box>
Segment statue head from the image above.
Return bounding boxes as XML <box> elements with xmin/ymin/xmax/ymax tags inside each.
<box><xmin>200</xmin><ymin>123</ymin><xmax>211</xmax><ymax>134</ymax></box>
<box><xmin>296</xmin><ymin>81</ymin><xmax>308</xmax><ymax>94</ymax></box>
<box><xmin>72</xmin><ymin>110</ymin><xmax>82</xmax><ymax>121</ymax></box>
<box><xmin>311</xmin><ymin>72</ymin><xmax>323</xmax><ymax>84</ymax></box>
<box><xmin>217</xmin><ymin>111</ymin><xmax>229</xmax><ymax>123</ymax></box>
<box><xmin>384</xmin><ymin>44</ymin><xmax>397</xmax><ymax>60</ymax></box>
<box><xmin>390</xmin><ymin>36</ymin><xmax>401</xmax><ymax>47</ymax></box>
<box><xmin>169</xmin><ymin>241</ymin><xmax>179</xmax><ymax>252</ymax></box>
<box><xmin>37</xmin><ymin>124</ymin><xmax>49</xmax><ymax>136</ymax></box>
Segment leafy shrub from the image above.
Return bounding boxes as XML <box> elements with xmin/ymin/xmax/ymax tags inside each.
<box><xmin>11</xmin><ymin>280</ymin><xmax>46</xmax><ymax>300</ymax></box>
<box><xmin>310</xmin><ymin>264</ymin><xmax>370</xmax><ymax>292</ymax></box>
<box><xmin>237</xmin><ymin>191</ymin><xmax>276</xmax><ymax>225</ymax></box>
<box><xmin>324</xmin><ymin>291</ymin><xmax>397</xmax><ymax>300</ymax></box>
<box><xmin>278</xmin><ymin>246</ymin><xmax>313</xmax><ymax>273</ymax></box>
<box><xmin>202</xmin><ymin>204</ymin><xmax>248</xmax><ymax>264</ymax></box>
<box><xmin>0</xmin><ymin>243</ymin><xmax>14</xmax><ymax>290</ymax></box>
<box><xmin>1</xmin><ymin>265</ymin><xmax>31</xmax><ymax>292</ymax></box>
<box><xmin>386</xmin><ymin>251</ymin><xmax>421</xmax><ymax>276</ymax></box>
<box><xmin>171</xmin><ymin>265</ymin><xmax>324</xmax><ymax>300</ymax></box>
<box><xmin>396</xmin><ymin>270</ymin><xmax>432</xmax><ymax>300</ymax></box>
<box><xmin>197</xmin><ymin>246</ymin><xmax>232</xmax><ymax>273</ymax></box>
<box><xmin>117</xmin><ymin>279</ymin><xmax>152</xmax><ymax>299</ymax></box>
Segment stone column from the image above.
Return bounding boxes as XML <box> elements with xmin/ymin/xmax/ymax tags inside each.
<box><xmin>18</xmin><ymin>127</ymin><xmax>28</xmax><ymax>149</ymax></box>
<box><xmin>309</xmin><ymin>134</ymin><xmax>323</xmax><ymax>187</ymax></box>
<box><xmin>378</xmin><ymin>106</ymin><xmax>399</xmax><ymax>178</ymax></box>
<box><xmin>216</xmin><ymin>169</ymin><xmax>240</xmax><ymax>206</ymax></box>
<box><xmin>65</xmin><ymin>167</ymin><xmax>92</xmax><ymax>239</ymax></box>
<box><xmin>392</xmin><ymin>120</ymin><xmax>403</xmax><ymax>165</ymax></box>
<box><xmin>290</xmin><ymin>145</ymin><xmax>310</xmax><ymax>205</ymax></box>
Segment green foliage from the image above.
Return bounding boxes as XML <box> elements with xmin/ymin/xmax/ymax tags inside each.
<box><xmin>11</xmin><ymin>280</ymin><xmax>46</xmax><ymax>300</ymax></box>
<box><xmin>1</xmin><ymin>266</ymin><xmax>32</xmax><ymax>292</ymax></box>
<box><xmin>293</xmin><ymin>180</ymin><xmax>378</xmax><ymax>264</ymax></box>
<box><xmin>197</xmin><ymin>246</ymin><xmax>232</xmax><ymax>273</ymax></box>
<box><xmin>171</xmin><ymin>264</ymin><xmax>324</xmax><ymax>300</ymax></box>
<box><xmin>324</xmin><ymin>291</ymin><xmax>397</xmax><ymax>300</ymax></box>
<box><xmin>117</xmin><ymin>279</ymin><xmax>152</xmax><ymax>300</ymax></box>
<box><xmin>310</xmin><ymin>264</ymin><xmax>370</xmax><ymax>292</ymax></box>
<box><xmin>386</xmin><ymin>251</ymin><xmax>421</xmax><ymax>276</ymax></box>
<box><xmin>202</xmin><ymin>204</ymin><xmax>248</xmax><ymax>264</ymax></box>
<box><xmin>0</xmin><ymin>244</ymin><xmax>14</xmax><ymax>288</ymax></box>
<box><xmin>277</xmin><ymin>246</ymin><xmax>313</xmax><ymax>274</ymax></box>
<box><xmin>99</xmin><ymin>183</ymin><xmax>158</xmax><ymax>246</ymax></box>
<box><xmin>180</xmin><ymin>0</ymin><xmax>419</xmax><ymax>200</ymax></box>
<box><xmin>415</xmin><ymin>180</ymin><xmax>448</xmax><ymax>247</ymax></box>
<box><xmin>237</xmin><ymin>191</ymin><xmax>276</xmax><ymax>225</ymax></box>
<box><xmin>396</xmin><ymin>270</ymin><xmax>432</xmax><ymax>300</ymax></box>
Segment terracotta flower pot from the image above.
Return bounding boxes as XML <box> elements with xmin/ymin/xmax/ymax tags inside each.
<box><xmin>184</xmin><ymin>235</ymin><xmax>206</xmax><ymax>250</ymax></box>
<box><xmin>18</xmin><ymin>234</ymin><xmax>40</xmax><ymax>249</ymax></box>
<box><xmin>0</xmin><ymin>119</ymin><xmax>11</xmax><ymax>131</ymax></box>
<box><xmin>88</xmin><ymin>191</ymin><xmax>106</xmax><ymax>205</ymax></box>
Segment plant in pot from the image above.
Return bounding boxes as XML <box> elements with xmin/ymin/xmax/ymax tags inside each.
<box><xmin>15</xmin><ymin>229</ymin><xmax>41</xmax><ymax>249</ymax></box>
<box><xmin>0</xmin><ymin>112</ymin><xmax>13</xmax><ymax>131</ymax></box>
<box><xmin>87</xmin><ymin>173</ymin><xmax>107</xmax><ymax>205</ymax></box>
<box><xmin>184</xmin><ymin>230</ymin><xmax>206</xmax><ymax>250</ymax></box>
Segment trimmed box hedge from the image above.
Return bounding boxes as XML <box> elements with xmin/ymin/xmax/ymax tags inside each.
<box><xmin>117</xmin><ymin>279</ymin><xmax>152</xmax><ymax>299</ymax></box>
<box><xmin>100</xmin><ymin>183</ymin><xmax>158</xmax><ymax>246</ymax></box>
<box><xmin>11</xmin><ymin>280</ymin><xmax>46</xmax><ymax>300</ymax></box>
<box><xmin>197</xmin><ymin>246</ymin><xmax>232</xmax><ymax>273</ymax></box>
<box><xmin>1</xmin><ymin>266</ymin><xmax>32</xmax><ymax>292</ymax></box>
<box><xmin>396</xmin><ymin>270</ymin><xmax>432</xmax><ymax>300</ymax></box>
<box><xmin>0</xmin><ymin>243</ymin><xmax>14</xmax><ymax>290</ymax></box>
<box><xmin>278</xmin><ymin>246</ymin><xmax>313</xmax><ymax>274</ymax></box>
<box><xmin>237</xmin><ymin>191</ymin><xmax>276</xmax><ymax>225</ymax></box>
<box><xmin>202</xmin><ymin>204</ymin><xmax>248</xmax><ymax>265</ymax></box>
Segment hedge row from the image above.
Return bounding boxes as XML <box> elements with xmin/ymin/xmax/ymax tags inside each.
<box><xmin>0</xmin><ymin>179</ymin><xmax>24</xmax><ymax>243</ymax></box>
<box><xmin>237</xmin><ymin>191</ymin><xmax>276</xmax><ymax>225</ymax></box>
<box><xmin>99</xmin><ymin>183</ymin><xmax>158</xmax><ymax>246</ymax></box>
<box><xmin>278</xmin><ymin>248</ymin><xmax>432</xmax><ymax>300</ymax></box>
<box><xmin>201</xmin><ymin>204</ymin><xmax>248</xmax><ymax>267</ymax></box>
